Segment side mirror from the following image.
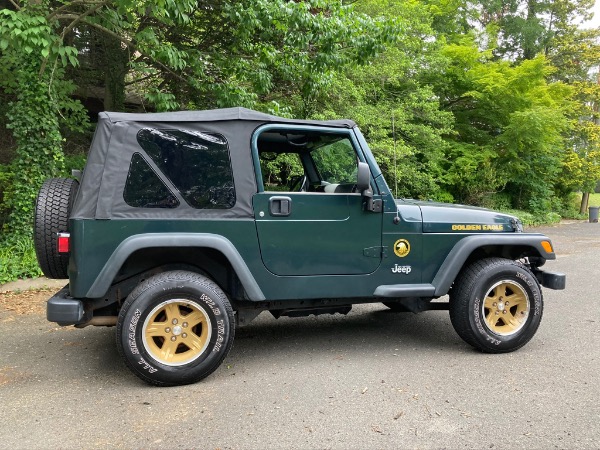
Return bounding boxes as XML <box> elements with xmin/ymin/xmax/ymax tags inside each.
<box><xmin>357</xmin><ymin>161</ymin><xmax>382</xmax><ymax>212</ymax></box>
<box><xmin>356</xmin><ymin>162</ymin><xmax>370</xmax><ymax>192</ymax></box>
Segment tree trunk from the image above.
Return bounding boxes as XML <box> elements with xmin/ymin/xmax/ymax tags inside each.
<box><xmin>580</xmin><ymin>192</ymin><xmax>590</xmax><ymax>215</ymax></box>
<box><xmin>523</xmin><ymin>0</ymin><xmax>537</xmax><ymax>60</ymax></box>
<box><xmin>102</xmin><ymin>37</ymin><xmax>128</xmax><ymax>111</ymax></box>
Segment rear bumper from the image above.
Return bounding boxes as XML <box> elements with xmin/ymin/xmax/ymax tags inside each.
<box><xmin>535</xmin><ymin>270</ymin><xmax>566</xmax><ymax>290</ymax></box>
<box><xmin>47</xmin><ymin>286</ymin><xmax>87</xmax><ymax>325</ymax></box>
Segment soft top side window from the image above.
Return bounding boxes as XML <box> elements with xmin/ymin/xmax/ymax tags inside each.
<box><xmin>123</xmin><ymin>153</ymin><xmax>180</xmax><ymax>209</ymax></box>
<box><xmin>137</xmin><ymin>128</ymin><xmax>235</xmax><ymax>209</ymax></box>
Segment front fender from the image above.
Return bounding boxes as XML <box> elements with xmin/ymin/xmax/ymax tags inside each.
<box><xmin>431</xmin><ymin>233</ymin><xmax>556</xmax><ymax>296</ymax></box>
<box><xmin>85</xmin><ymin>233</ymin><xmax>265</xmax><ymax>300</ymax></box>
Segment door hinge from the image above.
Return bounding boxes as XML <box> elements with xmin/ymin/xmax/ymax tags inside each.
<box><xmin>368</xmin><ymin>199</ymin><xmax>383</xmax><ymax>212</ymax></box>
<box><xmin>362</xmin><ymin>188</ymin><xmax>383</xmax><ymax>213</ymax></box>
<box><xmin>363</xmin><ymin>246</ymin><xmax>388</xmax><ymax>258</ymax></box>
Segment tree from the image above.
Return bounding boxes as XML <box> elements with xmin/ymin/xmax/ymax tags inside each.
<box><xmin>557</xmin><ymin>79</ymin><xmax>600</xmax><ymax>213</ymax></box>
<box><xmin>468</xmin><ymin>0</ymin><xmax>595</xmax><ymax>62</ymax></box>
<box><xmin>0</xmin><ymin>0</ymin><xmax>395</xmax><ymax>236</ymax></box>
<box><xmin>42</xmin><ymin>0</ymin><xmax>396</xmax><ymax>116</ymax></box>
<box><xmin>315</xmin><ymin>0</ymin><xmax>454</xmax><ymax>200</ymax></box>
<box><xmin>0</xmin><ymin>5</ymin><xmax>86</xmax><ymax>237</ymax></box>
<box><xmin>423</xmin><ymin>0</ymin><xmax>600</xmax><ymax>213</ymax></box>
<box><xmin>432</xmin><ymin>36</ymin><xmax>572</xmax><ymax>210</ymax></box>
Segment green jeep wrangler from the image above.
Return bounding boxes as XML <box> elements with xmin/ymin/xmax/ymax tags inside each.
<box><xmin>35</xmin><ymin>108</ymin><xmax>566</xmax><ymax>386</ymax></box>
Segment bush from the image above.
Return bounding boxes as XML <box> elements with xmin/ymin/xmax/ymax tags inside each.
<box><xmin>431</xmin><ymin>190</ymin><xmax>455</xmax><ymax>204</ymax></box>
<box><xmin>0</xmin><ymin>235</ymin><xmax>42</xmax><ymax>283</ymax></box>
<box><xmin>0</xmin><ymin>163</ymin><xmax>9</xmax><ymax>225</ymax></box>
<box><xmin>63</xmin><ymin>153</ymin><xmax>87</xmax><ymax>177</ymax></box>
<box><xmin>0</xmin><ymin>153</ymin><xmax>86</xmax><ymax>283</ymax></box>
<box><xmin>480</xmin><ymin>192</ymin><xmax>512</xmax><ymax>211</ymax></box>
<box><xmin>500</xmin><ymin>209</ymin><xmax>562</xmax><ymax>228</ymax></box>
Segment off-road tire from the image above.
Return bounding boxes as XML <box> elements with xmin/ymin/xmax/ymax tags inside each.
<box><xmin>449</xmin><ymin>257</ymin><xmax>543</xmax><ymax>353</ymax></box>
<box><xmin>34</xmin><ymin>177</ymin><xmax>79</xmax><ymax>279</ymax></box>
<box><xmin>116</xmin><ymin>270</ymin><xmax>235</xmax><ymax>387</ymax></box>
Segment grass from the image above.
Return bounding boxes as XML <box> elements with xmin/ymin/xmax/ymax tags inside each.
<box><xmin>587</xmin><ymin>193</ymin><xmax>600</xmax><ymax>207</ymax></box>
<box><xmin>0</xmin><ymin>236</ymin><xmax>42</xmax><ymax>284</ymax></box>
<box><xmin>489</xmin><ymin>191</ymin><xmax>600</xmax><ymax>226</ymax></box>
<box><xmin>572</xmin><ymin>192</ymin><xmax>600</xmax><ymax>217</ymax></box>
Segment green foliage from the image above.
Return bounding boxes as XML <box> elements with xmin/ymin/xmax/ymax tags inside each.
<box><xmin>62</xmin><ymin>154</ymin><xmax>87</xmax><ymax>177</ymax></box>
<box><xmin>556</xmin><ymin>81</ymin><xmax>600</xmax><ymax>200</ymax></box>
<box><xmin>311</xmin><ymin>140</ymin><xmax>357</xmax><ymax>184</ymax></box>
<box><xmin>433</xmin><ymin>37</ymin><xmax>574</xmax><ymax>213</ymax></box>
<box><xmin>260</xmin><ymin>153</ymin><xmax>304</xmax><ymax>190</ymax></box>
<box><xmin>499</xmin><ymin>209</ymin><xmax>562</xmax><ymax>228</ymax></box>
<box><xmin>0</xmin><ymin>235</ymin><xmax>42</xmax><ymax>283</ymax></box>
<box><xmin>1</xmin><ymin>67</ymin><xmax>64</xmax><ymax>236</ymax></box>
<box><xmin>428</xmin><ymin>0</ymin><xmax>600</xmax><ymax>215</ymax></box>
<box><xmin>0</xmin><ymin>8</ymin><xmax>78</xmax><ymax>69</ymax></box>
<box><xmin>315</xmin><ymin>0</ymin><xmax>454</xmax><ymax>200</ymax></box>
<box><xmin>460</xmin><ymin>0</ymin><xmax>595</xmax><ymax>62</ymax></box>
<box><xmin>52</xmin><ymin>0</ymin><xmax>396</xmax><ymax>115</ymax></box>
<box><xmin>199</xmin><ymin>0</ymin><xmax>397</xmax><ymax>116</ymax></box>
<box><xmin>0</xmin><ymin>3</ymin><xmax>88</xmax><ymax>282</ymax></box>
<box><xmin>0</xmin><ymin>164</ymin><xmax>9</xmax><ymax>224</ymax></box>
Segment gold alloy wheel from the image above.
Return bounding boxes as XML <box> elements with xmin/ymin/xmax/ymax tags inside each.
<box><xmin>482</xmin><ymin>280</ymin><xmax>530</xmax><ymax>336</ymax></box>
<box><xmin>142</xmin><ymin>299</ymin><xmax>212</xmax><ymax>366</ymax></box>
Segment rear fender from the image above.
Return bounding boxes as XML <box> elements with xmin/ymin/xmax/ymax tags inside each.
<box><xmin>85</xmin><ymin>233</ymin><xmax>265</xmax><ymax>300</ymax></box>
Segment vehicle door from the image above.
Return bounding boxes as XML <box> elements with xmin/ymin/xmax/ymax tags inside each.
<box><xmin>252</xmin><ymin>125</ymin><xmax>383</xmax><ymax>276</ymax></box>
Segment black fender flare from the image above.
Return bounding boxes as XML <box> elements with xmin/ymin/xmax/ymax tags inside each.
<box><xmin>85</xmin><ymin>233</ymin><xmax>265</xmax><ymax>300</ymax></box>
<box><xmin>431</xmin><ymin>233</ymin><xmax>555</xmax><ymax>296</ymax></box>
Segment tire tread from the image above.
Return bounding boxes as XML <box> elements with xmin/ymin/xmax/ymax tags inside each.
<box><xmin>34</xmin><ymin>178</ymin><xmax>78</xmax><ymax>279</ymax></box>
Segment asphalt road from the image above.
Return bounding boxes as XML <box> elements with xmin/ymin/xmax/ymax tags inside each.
<box><xmin>0</xmin><ymin>221</ymin><xmax>598</xmax><ymax>449</ymax></box>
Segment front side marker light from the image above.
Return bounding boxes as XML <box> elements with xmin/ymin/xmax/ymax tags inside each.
<box><xmin>57</xmin><ymin>232</ymin><xmax>70</xmax><ymax>253</ymax></box>
<box><xmin>541</xmin><ymin>240</ymin><xmax>554</xmax><ymax>254</ymax></box>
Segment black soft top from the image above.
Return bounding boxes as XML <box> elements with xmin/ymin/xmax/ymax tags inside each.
<box><xmin>100</xmin><ymin>107</ymin><xmax>356</xmax><ymax>127</ymax></box>
<box><xmin>71</xmin><ymin>107</ymin><xmax>356</xmax><ymax>220</ymax></box>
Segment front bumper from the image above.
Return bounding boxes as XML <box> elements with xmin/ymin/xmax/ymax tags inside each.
<box><xmin>535</xmin><ymin>270</ymin><xmax>566</xmax><ymax>290</ymax></box>
<box><xmin>47</xmin><ymin>286</ymin><xmax>87</xmax><ymax>326</ymax></box>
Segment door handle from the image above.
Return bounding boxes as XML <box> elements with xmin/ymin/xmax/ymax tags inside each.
<box><xmin>269</xmin><ymin>196</ymin><xmax>292</xmax><ymax>216</ymax></box>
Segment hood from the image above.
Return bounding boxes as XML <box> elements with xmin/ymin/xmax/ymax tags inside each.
<box><xmin>397</xmin><ymin>200</ymin><xmax>521</xmax><ymax>233</ymax></box>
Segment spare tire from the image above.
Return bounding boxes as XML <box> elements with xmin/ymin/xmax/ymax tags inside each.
<box><xmin>34</xmin><ymin>178</ymin><xmax>79</xmax><ymax>279</ymax></box>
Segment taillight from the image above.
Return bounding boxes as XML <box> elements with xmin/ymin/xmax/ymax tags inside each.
<box><xmin>57</xmin><ymin>232</ymin><xmax>70</xmax><ymax>253</ymax></box>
